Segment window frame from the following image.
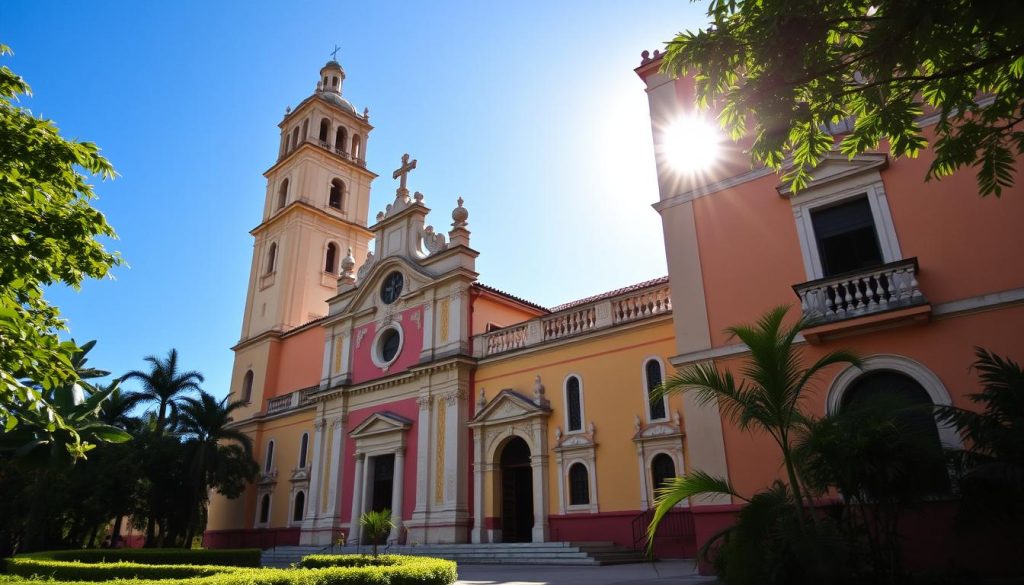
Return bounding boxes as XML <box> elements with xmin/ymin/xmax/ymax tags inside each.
<box><xmin>298</xmin><ymin>432</ymin><xmax>309</xmax><ymax>469</ymax></box>
<box><xmin>563</xmin><ymin>374</ymin><xmax>585</xmax><ymax>434</ymax></box>
<box><xmin>642</xmin><ymin>357</ymin><xmax>669</xmax><ymax>422</ymax></box>
<box><xmin>790</xmin><ymin>178</ymin><xmax>902</xmax><ymax>281</ymax></box>
<box><xmin>567</xmin><ymin>461</ymin><xmax>591</xmax><ymax>507</ymax></box>
<box><xmin>264</xmin><ymin>439</ymin><xmax>275</xmax><ymax>474</ymax></box>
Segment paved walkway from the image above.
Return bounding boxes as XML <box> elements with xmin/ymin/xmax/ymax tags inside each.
<box><xmin>454</xmin><ymin>560</ymin><xmax>717</xmax><ymax>585</ymax></box>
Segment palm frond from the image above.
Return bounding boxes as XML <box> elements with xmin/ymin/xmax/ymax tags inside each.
<box><xmin>647</xmin><ymin>471</ymin><xmax>744</xmax><ymax>555</ymax></box>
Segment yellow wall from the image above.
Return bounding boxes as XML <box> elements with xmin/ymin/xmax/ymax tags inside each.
<box><xmin>475</xmin><ymin>317</ymin><xmax>678</xmax><ymax>515</ymax></box>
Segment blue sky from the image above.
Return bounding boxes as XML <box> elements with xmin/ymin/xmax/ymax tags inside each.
<box><xmin>2</xmin><ymin>1</ymin><xmax>708</xmax><ymax>399</ymax></box>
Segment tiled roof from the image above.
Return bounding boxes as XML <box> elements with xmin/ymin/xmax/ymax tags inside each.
<box><xmin>549</xmin><ymin>276</ymin><xmax>671</xmax><ymax>312</ymax></box>
<box><xmin>473</xmin><ymin>283</ymin><xmax>550</xmax><ymax>313</ymax></box>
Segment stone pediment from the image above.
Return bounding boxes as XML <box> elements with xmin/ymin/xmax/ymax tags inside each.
<box><xmin>554</xmin><ymin>425</ymin><xmax>596</xmax><ymax>452</ymax></box>
<box><xmin>633</xmin><ymin>414</ymin><xmax>684</xmax><ymax>442</ymax></box>
<box><xmin>776</xmin><ymin>152</ymin><xmax>888</xmax><ymax>197</ymax></box>
<box><xmin>349</xmin><ymin>411</ymin><xmax>413</xmax><ymax>439</ymax></box>
<box><xmin>332</xmin><ymin>255</ymin><xmax>438</xmax><ymax>317</ymax></box>
<box><xmin>469</xmin><ymin>389</ymin><xmax>549</xmax><ymax>427</ymax></box>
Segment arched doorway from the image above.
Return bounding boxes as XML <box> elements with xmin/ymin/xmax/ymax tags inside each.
<box><xmin>499</xmin><ymin>437</ymin><xmax>533</xmax><ymax>542</ymax></box>
<box><xmin>842</xmin><ymin>370</ymin><xmax>949</xmax><ymax>493</ymax></box>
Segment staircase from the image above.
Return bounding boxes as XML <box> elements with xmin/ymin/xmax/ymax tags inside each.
<box><xmin>260</xmin><ymin>541</ymin><xmax>650</xmax><ymax>568</ymax></box>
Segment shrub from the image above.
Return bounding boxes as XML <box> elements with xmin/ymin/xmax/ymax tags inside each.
<box><xmin>17</xmin><ymin>549</ymin><xmax>262</xmax><ymax>567</ymax></box>
<box><xmin>3</xmin><ymin>558</ymin><xmax>238</xmax><ymax>581</ymax></box>
<box><xmin>1</xmin><ymin>553</ymin><xmax>457</xmax><ymax>585</ymax></box>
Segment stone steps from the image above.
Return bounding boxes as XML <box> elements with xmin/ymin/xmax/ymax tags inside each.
<box><xmin>260</xmin><ymin>541</ymin><xmax>652</xmax><ymax>567</ymax></box>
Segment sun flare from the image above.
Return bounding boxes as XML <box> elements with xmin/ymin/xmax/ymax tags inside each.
<box><xmin>661</xmin><ymin>116</ymin><xmax>722</xmax><ymax>174</ymax></box>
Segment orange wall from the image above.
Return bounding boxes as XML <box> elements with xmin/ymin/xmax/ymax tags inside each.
<box><xmin>713</xmin><ymin>305</ymin><xmax>1024</xmax><ymax>497</ymax></box>
<box><xmin>266</xmin><ymin>326</ymin><xmax>325</xmax><ymax>399</ymax></box>
<box><xmin>471</xmin><ymin>292</ymin><xmax>545</xmax><ymax>335</ymax></box>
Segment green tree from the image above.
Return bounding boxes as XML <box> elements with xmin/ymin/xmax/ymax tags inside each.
<box><xmin>652</xmin><ymin>306</ymin><xmax>859</xmax><ymax>525</ymax></box>
<box><xmin>122</xmin><ymin>348</ymin><xmax>204</xmax><ymax>433</ymax></box>
<box><xmin>359</xmin><ymin>509</ymin><xmax>394</xmax><ymax>557</ymax></box>
<box><xmin>660</xmin><ymin>0</ymin><xmax>1024</xmax><ymax>195</ymax></box>
<box><xmin>177</xmin><ymin>391</ymin><xmax>257</xmax><ymax>546</ymax></box>
<box><xmin>0</xmin><ymin>44</ymin><xmax>122</xmax><ymax>455</ymax></box>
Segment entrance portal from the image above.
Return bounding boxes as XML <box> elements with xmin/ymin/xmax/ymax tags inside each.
<box><xmin>499</xmin><ymin>437</ymin><xmax>533</xmax><ymax>543</ymax></box>
<box><xmin>370</xmin><ymin>454</ymin><xmax>395</xmax><ymax>513</ymax></box>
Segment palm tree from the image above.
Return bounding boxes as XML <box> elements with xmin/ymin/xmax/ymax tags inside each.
<box><xmin>177</xmin><ymin>391</ymin><xmax>257</xmax><ymax>546</ymax></box>
<box><xmin>95</xmin><ymin>383</ymin><xmax>145</xmax><ymax>430</ymax></box>
<box><xmin>650</xmin><ymin>306</ymin><xmax>859</xmax><ymax>527</ymax></box>
<box><xmin>122</xmin><ymin>349</ymin><xmax>204</xmax><ymax>433</ymax></box>
<box><xmin>359</xmin><ymin>509</ymin><xmax>394</xmax><ymax>557</ymax></box>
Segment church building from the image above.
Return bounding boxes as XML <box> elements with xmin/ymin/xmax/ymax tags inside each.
<box><xmin>205</xmin><ymin>60</ymin><xmax>690</xmax><ymax>554</ymax></box>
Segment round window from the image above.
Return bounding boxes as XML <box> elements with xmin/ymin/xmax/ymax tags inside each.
<box><xmin>379</xmin><ymin>328</ymin><xmax>401</xmax><ymax>363</ymax></box>
<box><xmin>380</xmin><ymin>271</ymin><xmax>404</xmax><ymax>304</ymax></box>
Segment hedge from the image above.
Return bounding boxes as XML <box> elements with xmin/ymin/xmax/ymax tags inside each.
<box><xmin>3</xmin><ymin>558</ymin><xmax>241</xmax><ymax>581</ymax></box>
<box><xmin>1</xmin><ymin>553</ymin><xmax>457</xmax><ymax>585</ymax></box>
<box><xmin>16</xmin><ymin>549</ymin><xmax>261</xmax><ymax>567</ymax></box>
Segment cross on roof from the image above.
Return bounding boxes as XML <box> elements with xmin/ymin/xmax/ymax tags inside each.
<box><xmin>393</xmin><ymin>153</ymin><xmax>417</xmax><ymax>192</ymax></box>
<box><xmin>330</xmin><ymin>44</ymin><xmax>341</xmax><ymax>61</ymax></box>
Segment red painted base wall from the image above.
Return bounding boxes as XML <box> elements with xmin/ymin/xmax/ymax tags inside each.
<box><xmin>548</xmin><ymin>509</ymin><xmax>696</xmax><ymax>559</ymax></box>
<box><xmin>203</xmin><ymin>528</ymin><xmax>300</xmax><ymax>550</ymax></box>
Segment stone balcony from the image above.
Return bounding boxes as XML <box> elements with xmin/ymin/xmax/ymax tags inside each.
<box><xmin>474</xmin><ymin>281</ymin><xmax>672</xmax><ymax>358</ymax></box>
<box><xmin>793</xmin><ymin>258</ymin><xmax>931</xmax><ymax>342</ymax></box>
<box><xmin>265</xmin><ymin>386</ymin><xmax>318</xmax><ymax>415</ymax></box>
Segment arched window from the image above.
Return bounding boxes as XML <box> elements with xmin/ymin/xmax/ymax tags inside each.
<box><xmin>291</xmin><ymin>127</ymin><xmax>300</xmax><ymax>151</ymax></box>
<box><xmin>331</xmin><ymin>76</ymin><xmax>339</xmax><ymax>88</ymax></box>
<box><xmin>264</xmin><ymin>440</ymin><xmax>275</xmax><ymax>473</ymax></box>
<box><xmin>324</xmin><ymin>243</ymin><xmax>338</xmax><ymax>273</ymax></box>
<box><xmin>568</xmin><ymin>463</ymin><xmax>590</xmax><ymax>505</ymax></box>
<box><xmin>266</xmin><ymin>243</ymin><xmax>277</xmax><ymax>274</ymax></box>
<box><xmin>566</xmin><ymin>376</ymin><xmax>583</xmax><ymax>432</ymax></box>
<box><xmin>842</xmin><ymin>371</ymin><xmax>949</xmax><ymax>493</ymax></box>
<box><xmin>259</xmin><ymin>494</ymin><xmax>271</xmax><ymax>524</ymax></box>
<box><xmin>318</xmin><ymin>118</ymin><xmax>330</xmax><ymax>143</ymax></box>
<box><xmin>298</xmin><ymin>433</ymin><xmax>309</xmax><ymax>468</ymax></box>
<box><xmin>645</xmin><ymin>359</ymin><xmax>667</xmax><ymax>420</ymax></box>
<box><xmin>329</xmin><ymin>179</ymin><xmax>344</xmax><ymax>209</ymax></box>
<box><xmin>351</xmin><ymin>134</ymin><xmax>362</xmax><ymax>160</ymax></box>
<box><xmin>277</xmin><ymin>179</ymin><xmax>289</xmax><ymax>210</ymax></box>
<box><xmin>293</xmin><ymin>491</ymin><xmax>305</xmax><ymax>522</ymax></box>
<box><xmin>241</xmin><ymin>370</ymin><xmax>254</xmax><ymax>402</ymax></box>
<box><xmin>651</xmin><ymin>453</ymin><xmax>676</xmax><ymax>493</ymax></box>
<box><xmin>301</xmin><ymin>119</ymin><xmax>308</xmax><ymax>142</ymax></box>
<box><xmin>334</xmin><ymin>126</ymin><xmax>348</xmax><ymax>152</ymax></box>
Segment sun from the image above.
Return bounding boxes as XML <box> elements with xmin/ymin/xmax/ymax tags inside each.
<box><xmin>661</xmin><ymin>115</ymin><xmax>722</xmax><ymax>174</ymax></box>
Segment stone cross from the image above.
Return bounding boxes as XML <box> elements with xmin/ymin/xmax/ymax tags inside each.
<box><xmin>330</xmin><ymin>44</ymin><xmax>341</xmax><ymax>61</ymax></box>
<box><xmin>393</xmin><ymin>153</ymin><xmax>417</xmax><ymax>192</ymax></box>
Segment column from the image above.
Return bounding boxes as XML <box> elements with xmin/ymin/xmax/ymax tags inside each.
<box><xmin>471</xmin><ymin>430</ymin><xmax>485</xmax><ymax>543</ymax></box>
<box><xmin>323</xmin><ymin>417</ymin><xmax>344</xmax><ymax>519</ymax></box>
<box><xmin>300</xmin><ymin>418</ymin><xmax>327</xmax><ymax>543</ymax></box>
<box><xmin>409</xmin><ymin>393</ymin><xmax>432</xmax><ymax>542</ymax></box>
<box><xmin>530</xmin><ymin>423</ymin><xmax>549</xmax><ymax>543</ymax></box>
<box><xmin>389</xmin><ymin>448</ymin><xmax>405</xmax><ymax>541</ymax></box>
<box><xmin>349</xmin><ymin>452</ymin><xmax>365</xmax><ymax>542</ymax></box>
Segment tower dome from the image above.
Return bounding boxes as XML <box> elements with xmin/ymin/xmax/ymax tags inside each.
<box><xmin>317</xmin><ymin>61</ymin><xmax>356</xmax><ymax>114</ymax></box>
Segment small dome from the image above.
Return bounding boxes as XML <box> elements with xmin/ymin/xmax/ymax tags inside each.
<box><xmin>319</xmin><ymin>92</ymin><xmax>357</xmax><ymax>114</ymax></box>
<box><xmin>341</xmin><ymin>247</ymin><xmax>356</xmax><ymax>273</ymax></box>
<box><xmin>322</xmin><ymin>60</ymin><xmax>343</xmax><ymax>71</ymax></box>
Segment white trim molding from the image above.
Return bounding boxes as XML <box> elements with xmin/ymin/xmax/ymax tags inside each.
<box><xmin>826</xmin><ymin>354</ymin><xmax>962</xmax><ymax>449</ymax></box>
<box><xmin>562</xmin><ymin>373</ymin><xmax>586</xmax><ymax>434</ymax></box>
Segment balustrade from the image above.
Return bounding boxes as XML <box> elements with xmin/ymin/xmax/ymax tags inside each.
<box><xmin>794</xmin><ymin>258</ymin><xmax>925</xmax><ymax>323</ymax></box>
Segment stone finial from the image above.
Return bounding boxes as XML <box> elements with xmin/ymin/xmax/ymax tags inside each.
<box><xmin>673</xmin><ymin>411</ymin><xmax>681</xmax><ymax>426</ymax></box>
<box><xmin>634</xmin><ymin>415</ymin><xmax>641</xmax><ymax>433</ymax></box>
<box><xmin>588</xmin><ymin>421</ymin><xmax>596</xmax><ymax>435</ymax></box>
<box><xmin>376</xmin><ymin>211</ymin><xmax>385</xmax><ymax>222</ymax></box>
<box><xmin>533</xmin><ymin>375</ymin><xmax>546</xmax><ymax>406</ymax></box>
<box><xmin>363</xmin><ymin>107</ymin><xmax>370</xmax><ymax>119</ymax></box>
<box><xmin>451</xmin><ymin>196</ymin><xmax>469</xmax><ymax>227</ymax></box>
<box><xmin>285</xmin><ymin>105</ymin><xmax>292</xmax><ymax>115</ymax></box>
<box><xmin>555</xmin><ymin>426</ymin><xmax>562</xmax><ymax>442</ymax></box>
<box><xmin>414</xmin><ymin>191</ymin><xmax>424</xmax><ymax>204</ymax></box>
<box><xmin>340</xmin><ymin>246</ymin><xmax>356</xmax><ymax>285</ymax></box>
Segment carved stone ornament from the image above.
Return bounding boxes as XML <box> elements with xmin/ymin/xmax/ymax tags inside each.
<box><xmin>416</xmin><ymin>395</ymin><xmax>432</xmax><ymax>410</ymax></box>
<box><xmin>444</xmin><ymin>388</ymin><xmax>466</xmax><ymax>406</ymax></box>
<box><xmin>314</xmin><ymin>419</ymin><xmax>327</xmax><ymax>431</ymax></box>
<box><xmin>357</xmin><ymin>250</ymin><xmax>376</xmax><ymax>281</ymax></box>
<box><xmin>421</xmin><ymin>225</ymin><xmax>448</xmax><ymax>254</ymax></box>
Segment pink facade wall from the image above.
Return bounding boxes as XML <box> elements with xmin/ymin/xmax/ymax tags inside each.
<box><xmin>338</xmin><ymin>398</ymin><xmax>419</xmax><ymax>525</ymax></box>
<box><xmin>350</xmin><ymin>306</ymin><xmax>424</xmax><ymax>385</ymax></box>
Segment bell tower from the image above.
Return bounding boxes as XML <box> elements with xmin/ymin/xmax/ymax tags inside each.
<box><xmin>228</xmin><ymin>60</ymin><xmax>377</xmax><ymax>412</ymax></box>
<box><xmin>240</xmin><ymin>59</ymin><xmax>376</xmax><ymax>340</ymax></box>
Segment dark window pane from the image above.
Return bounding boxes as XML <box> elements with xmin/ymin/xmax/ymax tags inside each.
<box><xmin>811</xmin><ymin>197</ymin><xmax>883</xmax><ymax>276</ymax></box>
<box><xmin>293</xmin><ymin>491</ymin><xmax>305</xmax><ymax>522</ymax></box>
<box><xmin>569</xmin><ymin>463</ymin><xmax>590</xmax><ymax>505</ymax></box>
<box><xmin>567</xmin><ymin>377</ymin><xmax>582</xmax><ymax>431</ymax></box>
<box><xmin>299</xmin><ymin>433</ymin><xmax>308</xmax><ymax>468</ymax></box>
<box><xmin>259</xmin><ymin>494</ymin><xmax>270</xmax><ymax>524</ymax></box>
<box><xmin>646</xmin><ymin>360</ymin><xmax>666</xmax><ymax>420</ymax></box>
<box><xmin>380</xmin><ymin>329</ymin><xmax>400</xmax><ymax>362</ymax></box>
<box><xmin>651</xmin><ymin>454</ymin><xmax>676</xmax><ymax>492</ymax></box>
<box><xmin>265</xmin><ymin>441</ymin><xmax>274</xmax><ymax>473</ymax></box>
